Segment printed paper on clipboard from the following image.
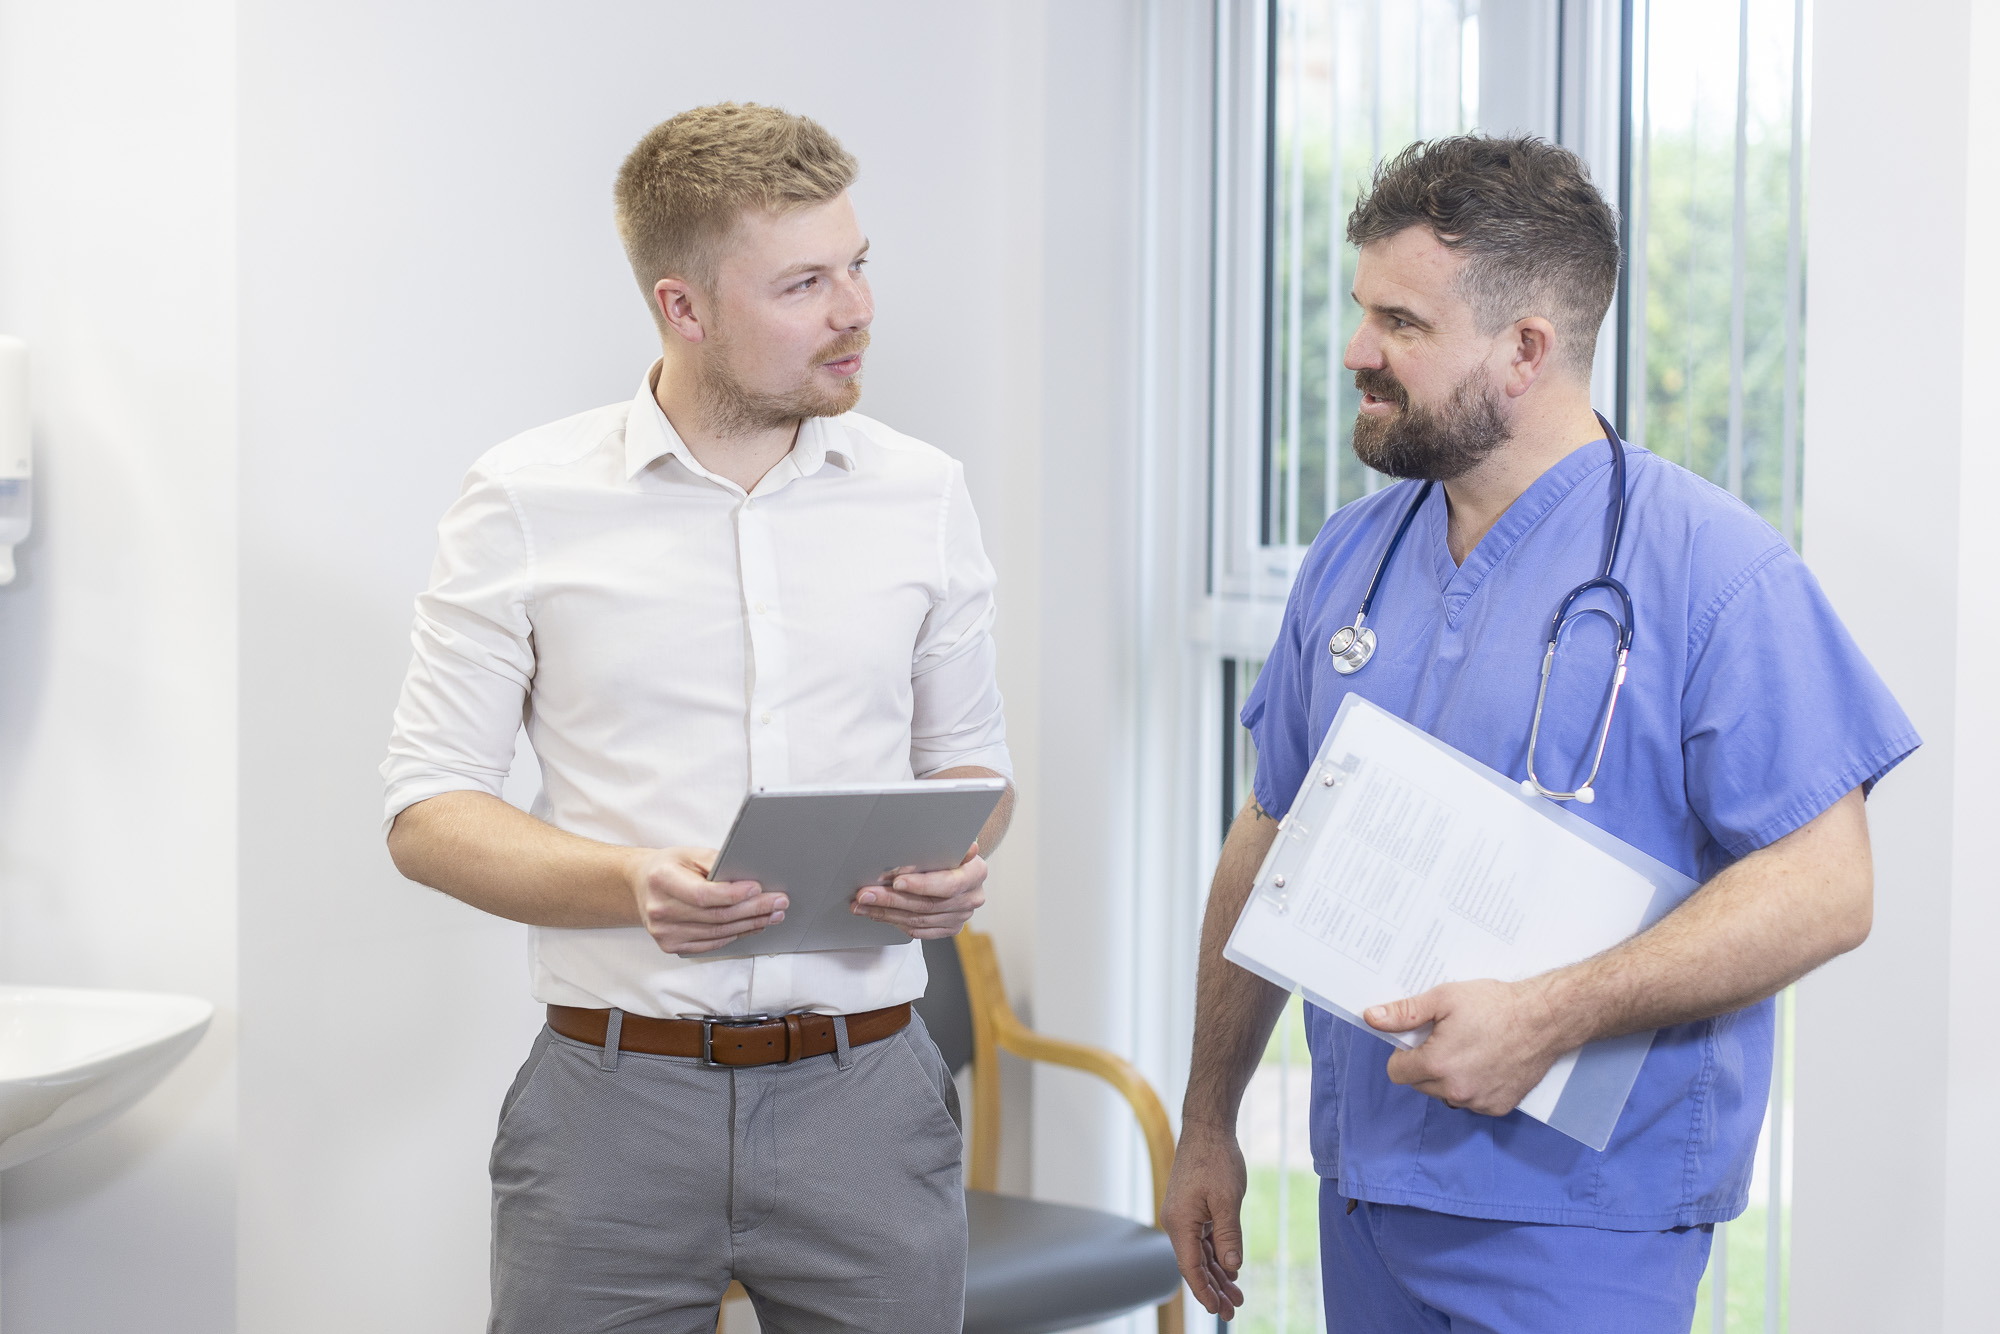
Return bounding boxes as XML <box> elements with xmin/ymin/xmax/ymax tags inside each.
<box><xmin>1223</xmin><ymin>694</ymin><xmax>1697</xmax><ymax>1151</ymax></box>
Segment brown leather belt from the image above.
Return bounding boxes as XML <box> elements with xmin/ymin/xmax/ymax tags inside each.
<box><xmin>547</xmin><ymin>1002</ymin><xmax>912</xmax><ymax>1068</ymax></box>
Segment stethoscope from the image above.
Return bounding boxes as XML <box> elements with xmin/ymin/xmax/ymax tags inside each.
<box><xmin>1328</xmin><ymin>412</ymin><xmax>1633</xmax><ymax>804</ymax></box>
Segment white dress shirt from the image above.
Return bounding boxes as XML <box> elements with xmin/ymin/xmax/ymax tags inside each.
<box><xmin>382</xmin><ymin>367</ymin><xmax>1011</xmax><ymax>1018</ymax></box>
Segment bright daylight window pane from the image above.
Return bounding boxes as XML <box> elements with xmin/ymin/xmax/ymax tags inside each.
<box><xmin>1635</xmin><ymin>0</ymin><xmax>1807</xmax><ymax>537</ymax></box>
<box><xmin>1634</xmin><ymin>0</ymin><xmax>1809</xmax><ymax>1329</ymax></box>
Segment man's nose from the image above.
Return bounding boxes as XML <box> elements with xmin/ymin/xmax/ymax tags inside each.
<box><xmin>1343</xmin><ymin>322</ymin><xmax>1380</xmax><ymax>372</ymax></box>
<box><xmin>833</xmin><ymin>273</ymin><xmax>873</xmax><ymax>332</ymax></box>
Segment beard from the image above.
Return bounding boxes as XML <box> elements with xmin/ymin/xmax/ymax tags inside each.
<box><xmin>696</xmin><ymin>328</ymin><xmax>870</xmax><ymax>438</ymax></box>
<box><xmin>1350</xmin><ymin>366</ymin><xmax>1511</xmax><ymax>482</ymax></box>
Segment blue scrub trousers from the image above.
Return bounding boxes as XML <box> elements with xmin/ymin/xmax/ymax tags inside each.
<box><xmin>1320</xmin><ymin>1182</ymin><xmax>1713</xmax><ymax>1333</ymax></box>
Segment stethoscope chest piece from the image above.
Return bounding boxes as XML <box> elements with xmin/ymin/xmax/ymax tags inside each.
<box><xmin>1329</xmin><ymin>623</ymin><xmax>1377</xmax><ymax>675</ymax></box>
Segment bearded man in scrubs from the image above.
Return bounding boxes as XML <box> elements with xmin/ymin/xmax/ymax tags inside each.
<box><xmin>1162</xmin><ymin>135</ymin><xmax>1917</xmax><ymax>1332</ymax></box>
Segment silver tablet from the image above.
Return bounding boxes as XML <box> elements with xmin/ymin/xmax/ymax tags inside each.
<box><xmin>692</xmin><ymin>778</ymin><xmax>1007</xmax><ymax>959</ymax></box>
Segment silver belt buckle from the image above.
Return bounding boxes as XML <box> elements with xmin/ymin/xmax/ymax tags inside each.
<box><xmin>682</xmin><ymin>1012</ymin><xmax>776</xmax><ymax>1068</ymax></box>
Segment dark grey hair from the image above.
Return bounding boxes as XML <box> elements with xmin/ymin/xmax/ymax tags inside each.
<box><xmin>1346</xmin><ymin>135</ymin><xmax>1620</xmax><ymax>375</ymax></box>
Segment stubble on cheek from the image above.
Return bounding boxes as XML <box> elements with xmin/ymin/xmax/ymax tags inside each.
<box><xmin>698</xmin><ymin>328</ymin><xmax>871</xmax><ymax>434</ymax></box>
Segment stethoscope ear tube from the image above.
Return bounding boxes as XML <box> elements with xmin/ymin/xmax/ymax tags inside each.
<box><xmin>1330</xmin><ymin>415</ymin><xmax>1637</xmax><ymax>806</ymax></box>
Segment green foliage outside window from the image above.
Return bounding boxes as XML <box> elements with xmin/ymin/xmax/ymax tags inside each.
<box><xmin>1639</xmin><ymin>123</ymin><xmax>1804</xmax><ymax>539</ymax></box>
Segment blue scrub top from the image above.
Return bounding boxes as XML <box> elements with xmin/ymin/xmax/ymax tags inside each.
<box><xmin>1242</xmin><ymin>437</ymin><xmax>1918</xmax><ymax>1231</ymax></box>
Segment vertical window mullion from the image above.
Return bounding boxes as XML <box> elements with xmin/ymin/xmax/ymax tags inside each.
<box><xmin>1326</xmin><ymin>0</ymin><xmax>1346</xmax><ymax>512</ymax></box>
<box><xmin>1369</xmin><ymin>0</ymin><xmax>1383</xmax><ymax>166</ymax></box>
<box><xmin>1457</xmin><ymin>0</ymin><xmax>1469</xmax><ymax>132</ymax></box>
<box><xmin>1725</xmin><ymin>0</ymin><xmax>1751</xmax><ymax>499</ymax></box>
<box><xmin>1766</xmin><ymin>989</ymin><xmax>1790</xmax><ymax>1334</ymax></box>
<box><xmin>1283</xmin><ymin>0</ymin><xmax>1307</xmax><ymax>552</ymax></box>
<box><xmin>1276</xmin><ymin>998</ymin><xmax>1294</xmax><ymax>1333</ymax></box>
<box><xmin>1221</xmin><ymin>659</ymin><xmax>1238</xmax><ymax>836</ymax></box>
<box><xmin>1628</xmin><ymin>0</ymin><xmax>1653</xmax><ymax>455</ymax></box>
<box><xmin>1260</xmin><ymin>0</ymin><xmax>1281</xmax><ymax>548</ymax></box>
<box><xmin>1781</xmin><ymin>0</ymin><xmax>1806</xmax><ymax>549</ymax></box>
<box><xmin>1413</xmin><ymin>0</ymin><xmax>1425</xmax><ymax>137</ymax></box>
<box><xmin>1681</xmin><ymin>99</ymin><xmax>1698</xmax><ymax>474</ymax></box>
<box><xmin>1364</xmin><ymin>0</ymin><xmax>1384</xmax><ymax>496</ymax></box>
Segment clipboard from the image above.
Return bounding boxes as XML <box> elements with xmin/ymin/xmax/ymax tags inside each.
<box><xmin>1224</xmin><ymin>694</ymin><xmax>1697</xmax><ymax>1150</ymax></box>
<box><xmin>693</xmin><ymin>778</ymin><xmax>1006</xmax><ymax>960</ymax></box>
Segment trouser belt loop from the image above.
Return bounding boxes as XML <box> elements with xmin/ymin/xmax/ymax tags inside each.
<box><xmin>600</xmin><ymin>1008</ymin><xmax>624</xmax><ymax>1071</ymax></box>
<box><xmin>783</xmin><ymin>1014</ymin><xmax>805</xmax><ymax>1064</ymax></box>
<box><xmin>832</xmin><ymin>1014</ymin><xmax>853</xmax><ymax>1071</ymax></box>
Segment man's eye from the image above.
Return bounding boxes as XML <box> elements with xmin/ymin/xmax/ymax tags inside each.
<box><xmin>795</xmin><ymin>276</ymin><xmax>819</xmax><ymax>292</ymax></box>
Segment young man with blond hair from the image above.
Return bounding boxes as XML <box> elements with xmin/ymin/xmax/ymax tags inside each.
<box><xmin>382</xmin><ymin>103</ymin><xmax>1011</xmax><ymax>1332</ymax></box>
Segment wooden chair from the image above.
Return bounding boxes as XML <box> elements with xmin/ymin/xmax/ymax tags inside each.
<box><xmin>922</xmin><ymin>929</ymin><xmax>1185</xmax><ymax>1334</ymax></box>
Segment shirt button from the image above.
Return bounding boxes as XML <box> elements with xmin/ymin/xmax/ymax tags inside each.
<box><xmin>760</xmin><ymin>711</ymin><xmax>773</xmax><ymax>725</ymax></box>
<box><xmin>753</xmin><ymin>601</ymin><xmax>768</xmax><ymax>614</ymax></box>
<box><xmin>743</xmin><ymin>499</ymin><xmax>755</xmax><ymax>511</ymax></box>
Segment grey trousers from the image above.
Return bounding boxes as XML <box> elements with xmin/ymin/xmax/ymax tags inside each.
<box><xmin>489</xmin><ymin>1011</ymin><xmax>967</xmax><ymax>1334</ymax></box>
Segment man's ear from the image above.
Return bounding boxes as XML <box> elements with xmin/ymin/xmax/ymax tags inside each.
<box><xmin>1503</xmin><ymin>317</ymin><xmax>1559</xmax><ymax>399</ymax></box>
<box><xmin>656</xmin><ymin>277</ymin><xmax>708</xmax><ymax>345</ymax></box>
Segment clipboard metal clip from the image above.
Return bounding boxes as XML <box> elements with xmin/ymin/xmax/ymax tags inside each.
<box><xmin>1261</xmin><ymin>755</ymin><xmax>1360</xmax><ymax>915</ymax></box>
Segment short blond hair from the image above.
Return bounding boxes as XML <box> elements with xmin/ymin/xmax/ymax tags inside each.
<box><xmin>614</xmin><ymin>103</ymin><xmax>858</xmax><ymax>312</ymax></box>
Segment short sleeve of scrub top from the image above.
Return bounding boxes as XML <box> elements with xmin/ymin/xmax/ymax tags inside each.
<box><xmin>1236</xmin><ymin>445</ymin><xmax>1918</xmax><ymax>1229</ymax></box>
<box><xmin>1680</xmin><ymin>545</ymin><xmax>1917</xmax><ymax>859</ymax></box>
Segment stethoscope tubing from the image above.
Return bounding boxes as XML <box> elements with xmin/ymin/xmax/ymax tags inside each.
<box><xmin>1347</xmin><ymin>413</ymin><xmax>1632</xmax><ymax>641</ymax></box>
<box><xmin>1330</xmin><ymin>412</ymin><xmax>1636</xmax><ymax>803</ymax></box>
<box><xmin>1356</xmin><ymin>479</ymin><xmax>1436</xmax><ymax>626</ymax></box>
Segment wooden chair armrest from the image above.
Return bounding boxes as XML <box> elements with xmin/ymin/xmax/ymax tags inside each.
<box><xmin>987</xmin><ymin>1007</ymin><xmax>1178</xmax><ymax>1228</ymax></box>
<box><xmin>955</xmin><ymin>930</ymin><xmax>1177</xmax><ymax>1227</ymax></box>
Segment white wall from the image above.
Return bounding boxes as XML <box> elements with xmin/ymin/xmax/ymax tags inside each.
<box><xmin>235</xmin><ymin>2</ymin><xmax>1069</xmax><ymax>1329</ymax></box>
<box><xmin>0</xmin><ymin>1</ymin><xmax>240</xmax><ymax>1330</ymax></box>
<box><xmin>1029</xmin><ymin>0</ymin><xmax>1146</xmax><ymax>1232</ymax></box>
<box><xmin>1941</xmin><ymin>9</ymin><xmax>2000</xmax><ymax>1327</ymax></box>
<box><xmin>1792</xmin><ymin>1</ymin><xmax>1996</xmax><ymax>1329</ymax></box>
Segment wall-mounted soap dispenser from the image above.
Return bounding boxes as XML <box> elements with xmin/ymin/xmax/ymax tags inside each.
<box><xmin>0</xmin><ymin>335</ymin><xmax>29</xmax><ymax>584</ymax></box>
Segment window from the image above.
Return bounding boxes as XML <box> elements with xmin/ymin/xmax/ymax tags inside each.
<box><xmin>1201</xmin><ymin>1</ymin><xmax>1812</xmax><ymax>1329</ymax></box>
<box><xmin>1634</xmin><ymin>4</ymin><xmax>1810</xmax><ymax>1327</ymax></box>
<box><xmin>1212</xmin><ymin>4</ymin><xmax>1488</xmax><ymax>1326</ymax></box>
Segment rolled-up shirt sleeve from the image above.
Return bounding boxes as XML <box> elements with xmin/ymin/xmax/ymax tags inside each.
<box><xmin>909</xmin><ymin>461</ymin><xmax>1012</xmax><ymax>780</ymax></box>
<box><xmin>380</xmin><ymin>464</ymin><xmax>537</xmax><ymax>830</ymax></box>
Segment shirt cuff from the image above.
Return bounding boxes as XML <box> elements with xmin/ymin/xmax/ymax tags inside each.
<box><xmin>381</xmin><ymin>768</ymin><xmax>507</xmax><ymax>836</ymax></box>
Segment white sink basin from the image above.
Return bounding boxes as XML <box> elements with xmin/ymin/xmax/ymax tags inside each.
<box><xmin>0</xmin><ymin>985</ymin><xmax>213</xmax><ymax>1171</ymax></box>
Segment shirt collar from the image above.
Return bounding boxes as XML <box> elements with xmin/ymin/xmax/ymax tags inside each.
<box><xmin>622</xmin><ymin>361</ymin><xmax>859</xmax><ymax>484</ymax></box>
<box><xmin>1428</xmin><ymin>431</ymin><xmax>1626</xmax><ymax>603</ymax></box>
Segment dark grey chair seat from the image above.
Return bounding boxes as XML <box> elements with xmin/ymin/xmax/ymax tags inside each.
<box><xmin>963</xmin><ymin>1188</ymin><xmax>1182</xmax><ymax>1334</ymax></box>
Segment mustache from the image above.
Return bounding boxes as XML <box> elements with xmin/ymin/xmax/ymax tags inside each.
<box><xmin>815</xmin><ymin>330</ymin><xmax>871</xmax><ymax>364</ymax></box>
<box><xmin>1354</xmin><ymin>367</ymin><xmax>1406</xmax><ymax>405</ymax></box>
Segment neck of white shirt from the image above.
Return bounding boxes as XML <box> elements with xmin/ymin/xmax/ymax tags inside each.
<box><xmin>650</xmin><ymin>359</ymin><xmax>803</xmax><ymax>495</ymax></box>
